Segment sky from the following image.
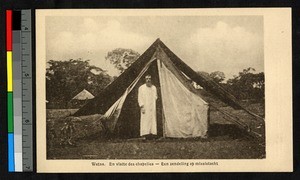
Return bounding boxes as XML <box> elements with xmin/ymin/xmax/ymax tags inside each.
<box><xmin>46</xmin><ymin>15</ymin><xmax>264</xmax><ymax>79</ymax></box>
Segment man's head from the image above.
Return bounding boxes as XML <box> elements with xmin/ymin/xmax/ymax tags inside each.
<box><xmin>145</xmin><ymin>74</ymin><xmax>152</xmax><ymax>87</ymax></box>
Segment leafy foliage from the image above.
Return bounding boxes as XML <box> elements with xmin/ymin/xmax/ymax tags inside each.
<box><xmin>105</xmin><ymin>48</ymin><xmax>140</xmax><ymax>74</ymax></box>
<box><xmin>46</xmin><ymin>59</ymin><xmax>113</xmax><ymax>108</ymax></box>
<box><xmin>197</xmin><ymin>68</ymin><xmax>264</xmax><ymax>101</ymax></box>
<box><xmin>226</xmin><ymin>67</ymin><xmax>264</xmax><ymax>101</ymax></box>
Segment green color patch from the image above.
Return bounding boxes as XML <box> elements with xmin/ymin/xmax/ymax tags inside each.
<box><xmin>7</xmin><ymin>92</ymin><xmax>14</xmax><ymax>133</ymax></box>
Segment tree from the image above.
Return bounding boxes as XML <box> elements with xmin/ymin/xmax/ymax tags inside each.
<box><xmin>227</xmin><ymin>67</ymin><xmax>264</xmax><ymax>101</ymax></box>
<box><xmin>46</xmin><ymin>59</ymin><xmax>113</xmax><ymax>108</ymax></box>
<box><xmin>105</xmin><ymin>48</ymin><xmax>140</xmax><ymax>74</ymax></box>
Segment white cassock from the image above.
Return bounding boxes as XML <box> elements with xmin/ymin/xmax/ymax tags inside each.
<box><xmin>138</xmin><ymin>84</ymin><xmax>158</xmax><ymax>136</ymax></box>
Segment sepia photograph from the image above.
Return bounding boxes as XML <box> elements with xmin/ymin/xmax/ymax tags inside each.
<box><xmin>36</xmin><ymin>9</ymin><xmax>292</xmax><ymax>172</ymax></box>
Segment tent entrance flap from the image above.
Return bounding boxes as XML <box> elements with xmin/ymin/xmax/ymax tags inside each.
<box><xmin>157</xmin><ymin>59</ymin><xmax>209</xmax><ymax>138</ymax></box>
<box><xmin>103</xmin><ymin>58</ymin><xmax>164</xmax><ymax>138</ymax></box>
<box><xmin>103</xmin><ymin>58</ymin><xmax>156</xmax><ymax>132</ymax></box>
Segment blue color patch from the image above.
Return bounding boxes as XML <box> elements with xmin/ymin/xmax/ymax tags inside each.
<box><xmin>8</xmin><ymin>133</ymin><xmax>15</xmax><ymax>172</ymax></box>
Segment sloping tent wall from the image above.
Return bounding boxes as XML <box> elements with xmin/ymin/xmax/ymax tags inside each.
<box><xmin>155</xmin><ymin>46</ymin><xmax>209</xmax><ymax>138</ymax></box>
<box><xmin>157</xmin><ymin>40</ymin><xmax>242</xmax><ymax>110</ymax></box>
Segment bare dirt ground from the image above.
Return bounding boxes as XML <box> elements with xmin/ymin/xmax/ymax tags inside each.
<box><xmin>46</xmin><ymin>103</ymin><xmax>265</xmax><ymax>159</ymax></box>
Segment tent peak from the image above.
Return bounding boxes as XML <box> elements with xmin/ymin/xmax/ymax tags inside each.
<box><xmin>153</xmin><ymin>38</ymin><xmax>164</xmax><ymax>46</ymax></box>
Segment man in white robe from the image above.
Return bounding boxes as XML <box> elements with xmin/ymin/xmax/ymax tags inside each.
<box><xmin>138</xmin><ymin>75</ymin><xmax>158</xmax><ymax>139</ymax></box>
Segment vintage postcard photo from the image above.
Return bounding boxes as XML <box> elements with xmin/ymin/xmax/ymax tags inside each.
<box><xmin>36</xmin><ymin>8</ymin><xmax>292</xmax><ymax>172</ymax></box>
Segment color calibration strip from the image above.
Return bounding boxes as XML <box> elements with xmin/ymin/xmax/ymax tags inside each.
<box><xmin>7</xmin><ymin>9</ymin><xmax>33</xmax><ymax>172</ymax></box>
<box><xmin>7</xmin><ymin>10</ymin><xmax>15</xmax><ymax>172</ymax></box>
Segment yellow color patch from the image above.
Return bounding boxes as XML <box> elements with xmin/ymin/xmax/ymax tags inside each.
<box><xmin>7</xmin><ymin>51</ymin><xmax>13</xmax><ymax>92</ymax></box>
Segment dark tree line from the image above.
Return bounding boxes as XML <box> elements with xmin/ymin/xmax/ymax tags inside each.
<box><xmin>198</xmin><ymin>67</ymin><xmax>264</xmax><ymax>102</ymax></box>
<box><xmin>46</xmin><ymin>59</ymin><xmax>113</xmax><ymax>108</ymax></box>
<box><xmin>226</xmin><ymin>67</ymin><xmax>264</xmax><ymax>101</ymax></box>
<box><xmin>46</xmin><ymin>48</ymin><xmax>139</xmax><ymax>108</ymax></box>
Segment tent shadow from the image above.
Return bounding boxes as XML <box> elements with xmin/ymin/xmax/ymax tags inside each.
<box><xmin>208</xmin><ymin>123</ymin><xmax>248</xmax><ymax>139</ymax></box>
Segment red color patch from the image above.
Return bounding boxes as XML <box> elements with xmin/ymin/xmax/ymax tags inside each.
<box><xmin>6</xmin><ymin>10</ymin><xmax>12</xmax><ymax>51</ymax></box>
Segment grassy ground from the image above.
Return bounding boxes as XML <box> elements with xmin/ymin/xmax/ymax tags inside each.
<box><xmin>46</xmin><ymin>103</ymin><xmax>265</xmax><ymax>159</ymax></box>
<box><xmin>47</xmin><ymin>131</ymin><xmax>265</xmax><ymax>159</ymax></box>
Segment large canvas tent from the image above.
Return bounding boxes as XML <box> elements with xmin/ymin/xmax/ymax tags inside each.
<box><xmin>74</xmin><ymin>39</ymin><xmax>263</xmax><ymax>139</ymax></box>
